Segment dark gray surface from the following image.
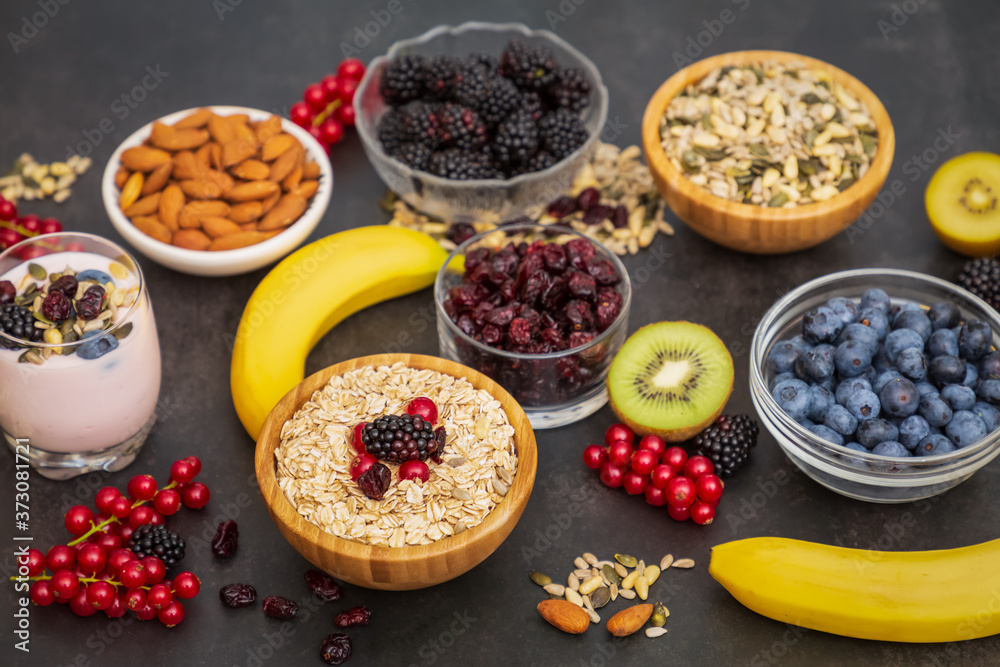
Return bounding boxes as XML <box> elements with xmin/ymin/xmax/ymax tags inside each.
<box><xmin>2</xmin><ymin>1</ymin><xmax>999</xmax><ymax>665</ymax></box>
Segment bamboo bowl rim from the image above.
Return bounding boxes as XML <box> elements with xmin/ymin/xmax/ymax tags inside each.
<box><xmin>641</xmin><ymin>49</ymin><xmax>895</xmax><ymax>224</ymax></box>
<box><xmin>254</xmin><ymin>353</ymin><xmax>537</xmax><ymax>575</ymax></box>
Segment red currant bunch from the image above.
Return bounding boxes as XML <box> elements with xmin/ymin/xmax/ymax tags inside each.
<box><xmin>289</xmin><ymin>58</ymin><xmax>366</xmax><ymax>152</ymax></box>
<box><xmin>0</xmin><ymin>195</ymin><xmax>65</xmax><ymax>255</ymax></box>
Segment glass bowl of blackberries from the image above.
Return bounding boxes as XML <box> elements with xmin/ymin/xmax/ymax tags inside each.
<box><xmin>435</xmin><ymin>223</ymin><xmax>630</xmax><ymax>429</ymax></box>
<box><xmin>751</xmin><ymin>268</ymin><xmax>1000</xmax><ymax>503</ymax></box>
<box><xmin>354</xmin><ymin>22</ymin><xmax>608</xmax><ymax>222</ymax></box>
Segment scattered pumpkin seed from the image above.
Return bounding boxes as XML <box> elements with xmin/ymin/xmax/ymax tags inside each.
<box><xmin>660</xmin><ymin>554</ymin><xmax>674</xmax><ymax>570</ymax></box>
<box><xmin>614</xmin><ymin>554</ymin><xmax>637</xmax><ymax>568</ymax></box>
<box><xmin>749</xmin><ymin>144</ymin><xmax>770</xmax><ymax>158</ymax></box>
<box><xmin>672</xmin><ymin>558</ymin><xmax>695</xmax><ymax>569</ymax></box>
<box><xmin>768</xmin><ymin>192</ymin><xmax>789</xmax><ymax>207</ymax></box>
<box><xmin>543</xmin><ymin>583</ymin><xmax>565</xmax><ymax>597</ymax></box>
<box><xmin>565</xmin><ymin>588</ymin><xmax>584</xmax><ymax>607</ymax></box>
<box><xmin>651</xmin><ymin>602</ymin><xmax>668</xmax><ymax>627</ymax></box>
<box><xmin>591</xmin><ymin>586</ymin><xmax>611</xmax><ymax>609</ymax></box>
<box><xmin>603</xmin><ymin>564</ymin><xmax>622</xmax><ymax>586</ymax></box>
<box><xmin>530</xmin><ymin>571</ymin><xmax>552</xmax><ymax>587</ymax></box>
<box><xmin>645</xmin><ymin>627</ymin><xmax>668</xmax><ymax>638</ymax></box>
<box><xmin>112</xmin><ymin>322</ymin><xmax>133</xmax><ymax>341</ymax></box>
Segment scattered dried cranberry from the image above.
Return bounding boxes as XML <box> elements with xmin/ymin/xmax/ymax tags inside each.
<box><xmin>41</xmin><ymin>290</ymin><xmax>71</xmax><ymax>321</ymax></box>
<box><xmin>320</xmin><ymin>633</ymin><xmax>352</xmax><ymax>665</ymax></box>
<box><xmin>262</xmin><ymin>595</ymin><xmax>299</xmax><ymax>619</ymax></box>
<box><xmin>0</xmin><ymin>280</ymin><xmax>16</xmax><ymax>305</ymax></box>
<box><xmin>547</xmin><ymin>195</ymin><xmax>578</xmax><ymax>219</ymax></box>
<box><xmin>76</xmin><ymin>285</ymin><xmax>106</xmax><ymax>320</ymax></box>
<box><xmin>447</xmin><ymin>222</ymin><xmax>476</xmax><ymax>245</ymax></box>
<box><xmin>211</xmin><ymin>520</ymin><xmax>239</xmax><ymax>559</ymax></box>
<box><xmin>357</xmin><ymin>462</ymin><xmax>391</xmax><ymax>500</ymax></box>
<box><xmin>611</xmin><ymin>205</ymin><xmax>628</xmax><ymax>229</ymax></box>
<box><xmin>576</xmin><ymin>187</ymin><xmax>600</xmax><ymax>211</ymax></box>
<box><xmin>48</xmin><ymin>274</ymin><xmax>78</xmax><ymax>297</ymax></box>
<box><xmin>434</xmin><ymin>426</ymin><xmax>447</xmax><ymax>452</ymax></box>
<box><xmin>219</xmin><ymin>583</ymin><xmax>256</xmax><ymax>608</ymax></box>
<box><xmin>334</xmin><ymin>605</ymin><xmax>371</xmax><ymax>628</ymax></box>
<box><xmin>305</xmin><ymin>569</ymin><xmax>342</xmax><ymax>602</ymax></box>
<box><xmin>582</xmin><ymin>204</ymin><xmax>613</xmax><ymax>226</ymax></box>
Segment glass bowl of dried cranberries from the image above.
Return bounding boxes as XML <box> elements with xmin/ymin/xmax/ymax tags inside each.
<box><xmin>435</xmin><ymin>223</ymin><xmax>631</xmax><ymax>428</ymax></box>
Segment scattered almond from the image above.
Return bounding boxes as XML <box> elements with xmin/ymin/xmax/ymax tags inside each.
<box><xmin>537</xmin><ymin>600</ymin><xmax>589</xmax><ymax>635</ymax></box>
<box><xmin>606</xmin><ymin>604</ymin><xmax>653</xmax><ymax>637</ymax></box>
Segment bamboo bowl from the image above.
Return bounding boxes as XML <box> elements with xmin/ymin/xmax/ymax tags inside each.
<box><xmin>641</xmin><ymin>50</ymin><xmax>895</xmax><ymax>254</ymax></box>
<box><xmin>255</xmin><ymin>353</ymin><xmax>537</xmax><ymax>590</ymax></box>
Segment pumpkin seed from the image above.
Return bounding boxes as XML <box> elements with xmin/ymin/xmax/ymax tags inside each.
<box><xmin>603</xmin><ymin>564</ymin><xmax>621</xmax><ymax>586</ymax></box>
<box><xmin>768</xmin><ymin>192</ymin><xmax>789</xmax><ymax>207</ymax></box>
<box><xmin>112</xmin><ymin>322</ymin><xmax>133</xmax><ymax>340</ymax></box>
<box><xmin>32</xmin><ymin>310</ymin><xmax>55</xmax><ymax>325</ymax></box>
<box><xmin>591</xmin><ymin>586</ymin><xmax>611</xmax><ymax>609</ymax></box>
<box><xmin>565</xmin><ymin>588</ymin><xmax>584</xmax><ymax>607</ymax></box>
<box><xmin>651</xmin><ymin>602</ymin><xmax>669</xmax><ymax>627</ymax></box>
<box><xmin>693</xmin><ymin>146</ymin><xmax>727</xmax><ymax>161</ymax></box>
<box><xmin>861</xmin><ymin>133</ymin><xmax>878</xmax><ymax>158</ymax></box>
<box><xmin>530</xmin><ymin>571</ymin><xmax>552</xmax><ymax>587</ymax></box>
<box><xmin>543</xmin><ymin>583</ymin><xmax>565</xmax><ymax>597</ymax></box>
<box><xmin>837</xmin><ymin>176</ymin><xmax>856</xmax><ymax>192</ymax></box>
<box><xmin>18</xmin><ymin>349</ymin><xmax>43</xmax><ymax>365</ymax></box>
<box><xmin>645</xmin><ymin>627</ymin><xmax>668</xmax><ymax>638</ymax></box>
<box><xmin>614</xmin><ymin>554</ymin><xmax>637</xmax><ymax>568</ymax></box>
<box><xmin>27</xmin><ymin>263</ymin><xmax>46</xmax><ymax>280</ymax></box>
<box><xmin>749</xmin><ymin>144</ymin><xmax>770</xmax><ymax>158</ymax></box>
<box><xmin>800</xmin><ymin>92</ymin><xmax>823</xmax><ymax>105</ymax></box>
<box><xmin>659</xmin><ymin>554</ymin><xmax>674</xmax><ymax>570</ymax></box>
<box><xmin>672</xmin><ymin>558</ymin><xmax>695</xmax><ymax>569</ymax></box>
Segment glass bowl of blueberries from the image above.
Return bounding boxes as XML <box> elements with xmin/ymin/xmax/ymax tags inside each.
<box><xmin>750</xmin><ymin>268</ymin><xmax>1000</xmax><ymax>503</ymax></box>
<box><xmin>435</xmin><ymin>223</ymin><xmax>630</xmax><ymax>429</ymax></box>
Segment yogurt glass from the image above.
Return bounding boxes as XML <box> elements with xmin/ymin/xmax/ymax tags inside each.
<box><xmin>0</xmin><ymin>233</ymin><xmax>161</xmax><ymax>479</ymax></box>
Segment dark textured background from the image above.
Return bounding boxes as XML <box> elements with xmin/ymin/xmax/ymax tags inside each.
<box><xmin>2</xmin><ymin>1</ymin><xmax>1000</xmax><ymax>665</ymax></box>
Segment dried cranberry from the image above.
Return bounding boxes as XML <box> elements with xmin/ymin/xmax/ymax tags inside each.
<box><xmin>596</xmin><ymin>287</ymin><xmax>623</xmax><ymax>329</ymax></box>
<box><xmin>566</xmin><ymin>238</ymin><xmax>596</xmax><ymax>270</ymax></box>
<box><xmin>520</xmin><ymin>270</ymin><xmax>551</xmax><ymax>305</ymax></box>
<box><xmin>565</xmin><ymin>300</ymin><xmax>595</xmax><ymax>331</ymax></box>
<box><xmin>320</xmin><ymin>633</ymin><xmax>352</xmax><ymax>665</ymax></box>
<box><xmin>509</xmin><ymin>317</ymin><xmax>535</xmax><ymax>345</ymax></box>
<box><xmin>262</xmin><ymin>595</ymin><xmax>298</xmax><ymax>619</ymax></box>
<box><xmin>433</xmin><ymin>426</ymin><xmax>446</xmax><ymax>454</ymax></box>
<box><xmin>525</xmin><ymin>240</ymin><xmax>546</xmax><ymax>255</ymax></box>
<box><xmin>456</xmin><ymin>314</ymin><xmax>478</xmax><ymax>337</ymax></box>
<box><xmin>516</xmin><ymin>253</ymin><xmax>545</xmax><ymax>283</ymax></box>
<box><xmin>556</xmin><ymin>356</ymin><xmax>580</xmax><ymax>378</ymax></box>
<box><xmin>514</xmin><ymin>241</ymin><xmax>529</xmax><ymax>256</ymax></box>
<box><xmin>333</xmin><ymin>605</ymin><xmax>371</xmax><ymax>628</ymax></box>
<box><xmin>519</xmin><ymin>307</ymin><xmax>541</xmax><ymax>327</ymax></box>
<box><xmin>219</xmin><ymin>583</ymin><xmax>256</xmax><ymax>608</ymax></box>
<box><xmin>542</xmin><ymin>243</ymin><xmax>567</xmax><ymax>273</ymax></box>
<box><xmin>499</xmin><ymin>279</ymin><xmax>518</xmax><ymax>302</ymax></box>
<box><xmin>522</xmin><ymin>341</ymin><xmax>551</xmax><ymax>354</ymax></box>
<box><xmin>76</xmin><ymin>285</ymin><xmax>106</xmax><ymax>320</ymax></box>
<box><xmin>41</xmin><ymin>290</ymin><xmax>71</xmax><ymax>321</ymax></box>
<box><xmin>586</xmin><ymin>256</ymin><xmax>621</xmax><ymax>286</ymax></box>
<box><xmin>305</xmin><ymin>569</ymin><xmax>342</xmax><ymax>602</ymax></box>
<box><xmin>211</xmin><ymin>520</ymin><xmax>239</xmax><ymax>558</ymax></box>
<box><xmin>541</xmin><ymin>326</ymin><xmax>565</xmax><ymax>348</ymax></box>
<box><xmin>491</xmin><ymin>248</ymin><xmax>518</xmax><ymax>275</ymax></box>
<box><xmin>582</xmin><ymin>204</ymin><xmax>613</xmax><ymax>226</ymax></box>
<box><xmin>567</xmin><ymin>270</ymin><xmax>597</xmax><ymax>300</ymax></box>
<box><xmin>467</xmin><ymin>261</ymin><xmax>492</xmax><ymax>285</ymax></box>
<box><xmin>449</xmin><ymin>283</ymin><xmax>488</xmax><ymax>311</ymax></box>
<box><xmin>568</xmin><ymin>331</ymin><xmax>596</xmax><ymax>348</ymax></box>
<box><xmin>447</xmin><ymin>222</ymin><xmax>476</xmax><ymax>245</ymax></box>
<box><xmin>485</xmin><ymin>305</ymin><xmax>515</xmax><ymax>327</ymax></box>
<box><xmin>0</xmin><ymin>280</ymin><xmax>14</xmax><ymax>305</ymax></box>
<box><xmin>48</xmin><ymin>274</ymin><xmax>78</xmax><ymax>297</ymax></box>
<box><xmin>611</xmin><ymin>205</ymin><xmax>629</xmax><ymax>229</ymax></box>
<box><xmin>357</xmin><ymin>462</ymin><xmax>391</xmax><ymax>500</ymax></box>
<box><xmin>472</xmin><ymin>299</ymin><xmax>495</xmax><ymax>325</ymax></box>
<box><xmin>481</xmin><ymin>323</ymin><xmax>502</xmax><ymax>345</ymax></box>
<box><xmin>542</xmin><ymin>277</ymin><xmax>569</xmax><ymax>311</ymax></box>
<box><xmin>547</xmin><ymin>195</ymin><xmax>579</xmax><ymax>219</ymax></box>
<box><xmin>577</xmin><ymin>187</ymin><xmax>601</xmax><ymax>211</ymax></box>
<box><xmin>464</xmin><ymin>248</ymin><xmax>490</xmax><ymax>272</ymax></box>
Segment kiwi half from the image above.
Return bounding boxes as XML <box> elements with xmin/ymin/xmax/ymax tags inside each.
<box><xmin>607</xmin><ymin>321</ymin><xmax>734</xmax><ymax>441</ymax></box>
<box><xmin>926</xmin><ymin>152</ymin><xmax>1000</xmax><ymax>256</ymax></box>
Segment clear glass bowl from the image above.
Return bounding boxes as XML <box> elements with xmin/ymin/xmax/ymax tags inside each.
<box><xmin>354</xmin><ymin>22</ymin><xmax>609</xmax><ymax>223</ymax></box>
<box><xmin>435</xmin><ymin>224</ymin><xmax>630</xmax><ymax>429</ymax></box>
<box><xmin>750</xmin><ymin>269</ymin><xmax>1000</xmax><ymax>503</ymax></box>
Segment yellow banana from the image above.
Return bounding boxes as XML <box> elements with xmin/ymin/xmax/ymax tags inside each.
<box><xmin>231</xmin><ymin>226</ymin><xmax>449</xmax><ymax>439</ymax></box>
<box><xmin>709</xmin><ymin>536</ymin><xmax>1000</xmax><ymax>643</ymax></box>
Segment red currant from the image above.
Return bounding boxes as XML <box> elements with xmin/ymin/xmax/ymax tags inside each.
<box><xmin>46</xmin><ymin>545</ymin><xmax>75</xmax><ymax>571</ymax></box>
<box><xmin>170</xmin><ymin>460</ymin><xmax>196</xmax><ymax>484</ymax></box>
<box><xmin>134</xmin><ymin>601</ymin><xmax>158</xmax><ymax>621</ymax></box>
<box><xmin>599</xmin><ymin>462</ymin><xmax>626</xmax><ymax>488</ymax></box>
<box><xmin>64</xmin><ymin>505</ymin><xmax>93</xmax><ymax>536</ymax></box>
<box><xmin>30</xmin><ymin>580</ymin><xmax>55</xmax><ymax>606</ymax></box>
<box><xmin>0</xmin><ymin>198</ymin><xmax>16</xmax><ymax>221</ymax></box>
<box><xmin>582</xmin><ymin>444</ymin><xmax>608</xmax><ymax>470</ymax></box>
<box><xmin>19</xmin><ymin>214</ymin><xmax>40</xmax><ymax>235</ymax></box>
<box><xmin>667</xmin><ymin>503</ymin><xmax>692</xmax><ymax>522</ymax></box>
<box><xmin>183</xmin><ymin>455</ymin><xmax>202</xmax><ymax>476</ymax></box>
<box><xmin>684</xmin><ymin>455</ymin><xmax>714</xmax><ymax>480</ymax></box>
<box><xmin>337</xmin><ymin>58</ymin><xmax>365</xmax><ymax>81</ymax></box>
<box><xmin>109</xmin><ymin>495</ymin><xmax>133</xmax><ymax>519</ymax></box>
<box><xmin>39</xmin><ymin>218</ymin><xmax>62</xmax><ymax>235</ymax></box>
<box><xmin>398</xmin><ymin>459</ymin><xmax>430</xmax><ymax>483</ymax></box>
<box><xmin>118</xmin><ymin>560</ymin><xmax>147</xmax><ymax>588</ymax></box>
<box><xmin>650</xmin><ymin>464</ymin><xmax>676</xmax><ymax>489</ymax></box>
<box><xmin>125</xmin><ymin>588</ymin><xmax>147</xmax><ymax>611</ymax></box>
<box><xmin>319</xmin><ymin>118</ymin><xmax>344</xmax><ymax>145</ymax></box>
<box><xmin>638</xmin><ymin>435</ymin><xmax>666</xmax><ymax>461</ymax></box>
<box><xmin>128</xmin><ymin>505</ymin><xmax>154</xmax><ymax>528</ymax></box>
<box><xmin>691</xmin><ymin>500</ymin><xmax>716</xmax><ymax>525</ymax></box>
<box><xmin>180</xmin><ymin>481</ymin><xmax>210</xmax><ymax>509</ymax></box>
<box><xmin>107</xmin><ymin>548</ymin><xmax>135</xmax><ymax>574</ymax></box>
<box><xmin>50</xmin><ymin>569</ymin><xmax>80</xmax><ymax>599</ymax></box>
<box><xmin>18</xmin><ymin>548</ymin><xmax>45</xmax><ymax>577</ymax></box>
<box><xmin>630</xmin><ymin>449</ymin><xmax>658</xmax><ymax>476</ymax></box>
<box><xmin>622</xmin><ymin>470</ymin><xmax>648</xmax><ymax>495</ymax></box>
<box><xmin>663</xmin><ymin>446</ymin><xmax>688</xmax><ymax>470</ymax></box>
<box><xmin>117</xmin><ymin>523</ymin><xmax>134</xmax><ymax>543</ymax></box>
<box><xmin>308</xmin><ymin>124</ymin><xmax>325</xmax><ymax>145</ymax></box>
<box><xmin>64</xmin><ymin>241</ymin><xmax>85</xmax><ymax>252</ymax></box>
<box><xmin>172</xmin><ymin>572</ymin><xmax>201</xmax><ymax>600</ymax></box>
<box><xmin>0</xmin><ymin>226</ymin><xmax>22</xmax><ymax>249</ymax></box>
<box><xmin>644</xmin><ymin>483</ymin><xmax>668</xmax><ymax>507</ymax></box>
<box><xmin>147</xmin><ymin>583</ymin><xmax>173</xmax><ymax>610</ymax></box>
<box><xmin>70</xmin><ymin>585</ymin><xmax>97</xmax><ymax>617</ymax></box>
<box><xmin>141</xmin><ymin>556</ymin><xmax>166</xmax><ymax>585</ymax></box>
<box><xmin>95</xmin><ymin>486</ymin><xmax>121</xmax><ymax>514</ymax></box>
<box><xmin>77</xmin><ymin>544</ymin><xmax>108</xmax><ymax>574</ymax></box>
<box><xmin>334</xmin><ymin>104</ymin><xmax>356</xmax><ymax>126</ymax></box>
<box><xmin>604</xmin><ymin>423</ymin><xmax>634</xmax><ymax>447</ymax></box>
<box><xmin>127</xmin><ymin>474</ymin><xmax>157</xmax><ymax>501</ymax></box>
<box><xmin>320</xmin><ymin>74</ymin><xmax>341</xmax><ymax>101</ymax></box>
<box><xmin>158</xmin><ymin>600</ymin><xmax>185</xmax><ymax>627</ymax></box>
<box><xmin>303</xmin><ymin>83</ymin><xmax>327</xmax><ymax>112</ymax></box>
<box><xmin>338</xmin><ymin>79</ymin><xmax>358</xmax><ymax>104</ymax></box>
<box><xmin>148</xmin><ymin>510</ymin><xmax>165</xmax><ymax>526</ymax></box>
<box><xmin>607</xmin><ymin>440</ymin><xmax>633</xmax><ymax>467</ymax></box>
<box><xmin>153</xmin><ymin>488</ymin><xmax>182</xmax><ymax>515</ymax></box>
<box><xmin>93</xmin><ymin>532</ymin><xmax>121</xmax><ymax>551</ymax></box>
<box><xmin>87</xmin><ymin>580</ymin><xmax>116</xmax><ymax>610</ymax></box>
<box><xmin>695</xmin><ymin>474</ymin><xmax>724</xmax><ymax>504</ymax></box>
<box><xmin>406</xmin><ymin>397</ymin><xmax>438</xmax><ymax>423</ymax></box>
<box><xmin>352</xmin><ymin>422</ymin><xmax>368</xmax><ymax>453</ymax></box>
<box><xmin>349</xmin><ymin>453</ymin><xmax>377</xmax><ymax>481</ymax></box>
<box><xmin>290</xmin><ymin>101</ymin><xmax>314</xmax><ymax>128</ymax></box>
<box><xmin>666</xmin><ymin>476</ymin><xmax>697</xmax><ymax>508</ymax></box>
<box><xmin>15</xmin><ymin>245</ymin><xmax>46</xmax><ymax>260</ymax></box>
<box><xmin>105</xmin><ymin>591</ymin><xmax>128</xmax><ymax>618</ymax></box>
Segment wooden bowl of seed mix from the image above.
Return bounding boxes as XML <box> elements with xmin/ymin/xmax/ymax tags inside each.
<box><xmin>255</xmin><ymin>353</ymin><xmax>537</xmax><ymax>590</ymax></box>
<box><xmin>641</xmin><ymin>50</ymin><xmax>894</xmax><ymax>254</ymax></box>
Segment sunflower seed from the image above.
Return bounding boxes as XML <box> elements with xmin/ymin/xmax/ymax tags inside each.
<box><xmin>610</xmin><ymin>584</ymin><xmax>618</xmax><ymax>601</ymax></box>
<box><xmin>660</xmin><ymin>554</ymin><xmax>674</xmax><ymax>570</ymax></box>
<box><xmin>496</xmin><ymin>467</ymin><xmax>513</xmax><ymax>485</ymax></box>
<box><xmin>451</xmin><ymin>488</ymin><xmax>472</xmax><ymax>501</ymax></box>
<box><xmin>587</xmin><ymin>608</ymin><xmax>601</xmax><ymax>624</ymax></box>
<box><xmin>448</xmin><ymin>457</ymin><xmax>467</xmax><ymax>467</ymax></box>
<box><xmin>573</xmin><ymin>568</ymin><xmax>592</xmax><ymax>579</ymax></box>
<box><xmin>567</xmin><ymin>573</ymin><xmax>579</xmax><ymax>591</ymax></box>
<box><xmin>672</xmin><ymin>558</ymin><xmax>695</xmax><ymax>569</ymax></box>
<box><xmin>583</xmin><ymin>552</ymin><xmax>598</xmax><ymax>566</ymax></box>
<box><xmin>565</xmin><ymin>588</ymin><xmax>584</xmax><ymax>607</ymax></box>
<box><xmin>614</xmin><ymin>562</ymin><xmax>628</xmax><ymax>579</ymax></box>
<box><xmin>530</xmin><ymin>571</ymin><xmax>552</xmax><ymax>587</ymax></box>
<box><xmin>491</xmin><ymin>478</ymin><xmax>508</xmax><ymax>496</ymax></box>
<box><xmin>618</xmin><ymin>588</ymin><xmax>636</xmax><ymax>600</ymax></box>
<box><xmin>645</xmin><ymin>627</ymin><xmax>668</xmax><ymax>638</ymax></box>
<box><xmin>573</xmin><ymin>557</ymin><xmax>588</xmax><ymax>570</ymax></box>
<box><xmin>543</xmin><ymin>583</ymin><xmax>565</xmax><ymax>597</ymax></box>
<box><xmin>582</xmin><ymin>594</ymin><xmax>593</xmax><ymax>611</ymax></box>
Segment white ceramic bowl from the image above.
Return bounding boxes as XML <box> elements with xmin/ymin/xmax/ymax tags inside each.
<box><xmin>102</xmin><ymin>105</ymin><xmax>333</xmax><ymax>277</ymax></box>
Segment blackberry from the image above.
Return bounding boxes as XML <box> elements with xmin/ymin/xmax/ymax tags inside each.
<box><xmin>379</xmin><ymin>54</ymin><xmax>427</xmax><ymax>105</ymax></box>
<box><xmin>395</xmin><ymin>142</ymin><xmax>432</xmax><ymax>170</ymax></box>
<box><xmin>453</xmin><ymin>65</ymin><xmax>492</xmax><ymax>111</ymax></box>
<box><xmin>546</xmin><ymin>67</ymin><xmax>591</xmax><ymax>111</ymax></box>
<box><xmin>0</xmin><ymin>303</ymin><xmax>43</xmax><ymax>348</ymax></box>
<box><xmin>423</xmin><ymin>55</ymin><xmax>463</xmax><ymax>100</ymax></box>
<box><xmin>500</xmin><ymin>39</ymin><xmax>559</xmax><ymax>91</ymax></box>
<box><xmin>491</xmin><ymin>109</ymin><xmax>538</xmax><ymax>166</ymax></box>
<box><xmin>957</xmin><ymin>257</ymin><xmax>1000</xmax><ymax>310</ymax></box>
<box><xmin>538</xmin><ymin>109</ymin><xmax>589</xmax><ymax>160</ymax></box>
<box><xmin>377</xmin><ymin>108</ymin><xmax>408</xmax><ymax>155</ymax></box>
<box><xmin>360</xmin><ymin>413</ymin><xmax>441</xmax><ymax>462</ymax></box>
<box><xmin>439</xmin><ymin>103</ymin><xmax>487</xmax><ymax>150</ymax></box>
<box><xmin>429</xmin><ymin>149</ymin><xmax>495</xmax><ymax>180</ymax></box>
<box><xmin>466</xmin><ymin>52</ymin><xmax>499</xmax><ymax>75</ymax></box>
<box><xmin>400</xmin><ymin>101</ymin><xmax>443</xmax><ymax>149</ymax></box>
<box><xmin>511</xmin><ymin>151</ymin><xmax>556</xmax><ymax>176</ymax></box>
<box><xmin>694</xmin><ymin>414</ymin><xmax>760</xmax><ymax>478</ymax></box>
<box><xmin>519</xmin><ymin>91</ymin><xmax>545</xmax><ymax>121</ymax></box>
<box><xmin>478</xmin><ymin>77</ymin><xmax>521</xmax><ymax>128</ymax></box>
<box><xmin>128</xmin><ymin>524</ymin><xmax>186</xmax><ymax>567</ymax></box>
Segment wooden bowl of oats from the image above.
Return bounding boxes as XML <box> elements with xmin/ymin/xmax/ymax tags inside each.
<box><xmin>255</xmin><ymin>353</ymin><xmax>537</xmax><ymax>590</ymax></box>
<box><xmin>641</xmin><ymin>50</ymin><xmax>894</xmax><ymax>254</ymax></box>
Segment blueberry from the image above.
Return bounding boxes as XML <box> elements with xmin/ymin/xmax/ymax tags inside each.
<box><xmin>797</xmin><ymin>418</ymin><xmax>816</xmax><ymax>428</ymax></box>
<box><xmin>833</xmin><ymin>340</ymin><xmax>873</xmax><ymax>378</ymax></box>
<box><xmin>873</xmin><ymin>370</ymin><xmax>903</xmax><ymax>393</ymax></box>
<box><xmin>858</xmin><ymin>308</ymin><xmax>890</xmax><ymax>341</ymax></box>
<box><xmin>772</xmin><ymin>378</ymin><xmax>812</xmax><ymax>421</ymax></box>
<box><xmin>872</xmin><ymin>349</ymin><xmax>894</xmax><ymax>373</ymax></box>
<box><xmin>972</xmin><ymin>402</ymin><xmax>1000</xmax><ymax>431</ymax></box>
<box><xmin>846</xmin><ymin>389</ymin><xmax>881</xmax><ymax>421</ymax></box>
<box><xmin>892</xmin><ymin>308</ymin><xmax>932</xmax><ymax>343</ymax></box>
<box><xmin>825</xmin><ymin>297</ymin><xmax>859</xmax><ymax>326</ymax></box>
<box><xmin>76</xmin><ymin>269</ymin><xmax>115</xmax><ymax>286</ymax></box>
<box><xmin>76</xmin><ymin>332</ymin><xmax>119</xmax><ymax>360</ymax></box>
<box><xmin>927</xmin><ymin>329</ymin><xmax>959</xmax><ymax>358</ymax></box>
<box><xmin>929</xmin><ymin>355</ymin><xmax>966</xmax><ymax>386</ymax></box>
<box><xmin>769</xmin><ymin>372</ymin><xmax>796</xmax><ymax>392</ymax></box>
<box><xmin>823</xmin><ymin>404</ymin><xmax>858</xmax><ymax>436</ymax></box>
<box><xmin>840</xmin><ymin>442</ymin><xmax>870</xmax><ymax>468</ymax></box>
<box><xmin>807</xmin><ymin>385</ymin><xmax>835</xmax><ymax>422</ymax></box>
<box><xmin>885</xmin><ymin>329</ymin><xmax>924</xmax><ymax>363</ymax></box>
<box><xmin>963</xmin><ymin>362</ymin><xmax>979</xmax><ymax>387</ymax></box>
<box><xmin>980</xmin><ymin>351</ymin><xmax>1000</xmax><ymax>379</ymax></box>
<box><xmin>767</xmin><ymin>340</ymin><xmax>802</xmax><ymax>375</ymax></box>
<box><xmin>927</xmin><ymin>302</ymin><xmax>962</xmax><ymax>330</ymax></box>
<box><xmin>837</xmin><ymin>322</ymin><xmax>879</xmax><ymax>356</ymax></box>
<box><xmin>918</xmin><ymin>394</ymin><xmax>953</xmax><ymax>428</ymax></box>
<box><xmin>945</xmin><ymin>410</ymin><xmax>988</xmax><ymax>448</ymax></box>
<box><xmin>916</xmin><ymin>434</ymin><xmax>956</xmax><ymax>456</ymax></box>
<box><xmin>836</xmin><ymin>377</ymin><xmax>872</xmax><ymax>406</ymax></box>
<box><xmin>976</xmin><ymin>378</ymin><xmax>1000</xmax><ymax>403</ymax></box>
<box><xmin>807</xmin><ymin>423</ymin><xmax>844</xmax><ymax>446</ymax></box>
<box><xmin>958</xmin><ymin>320</ymin><xmax>992</xmax><ymax>360</ymax></box>
<box><xmin>856</xmin><ymin>418</ymin><xmax>899</xmax><ymax>447</ymax></box>
<box><xmin>897</xmin><ymin>415</ymin><xmax>930</xmax><ymax>450</ymax></box>
<box><xmin>895</xmin><ymin>347</ymin><xmax>927</xmax><ymax>381</ymax></box>
<box><xmin>915</xmin><ymin>381</ymin><xmax>939</xmax><ymax>398</ymax></box>
<box><xmin>802</xmin><ymin>306</ymin><xmax>844</xmax><ymax>344</ymax></box>
<box><xmin>860</xmin><ymin>288</ymin><xmax>891</xmax><ymax>314</ymax></box>
<box><xmin>879</xmin><ymin>377</ymin><xmax>919</xmax><ymax>418</ymax></box>
<box><xmin>941</xmin><ymin>384</ymin><xmax>976</xmax><ymax>411</ymax></box>
<box><xmin>861</xmin><ymin>365</ymin><xmax>878</xmax><ymax>385</ymax></box>
<box><xmin>795</xmin><ymin>344</ymin><xmax>835</xmax><ymax>383</ymax></box>
<box><xmin>871</xmin><ymin>441</ymin><xmax>909</xmax><ymax>458</ymax></box>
